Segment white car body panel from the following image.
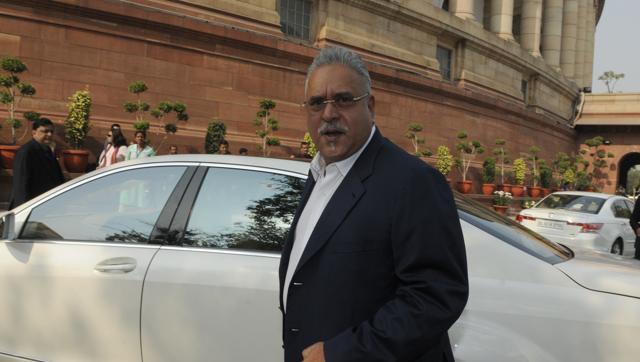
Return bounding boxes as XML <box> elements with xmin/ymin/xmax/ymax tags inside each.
<box><xmin>141</xmin><ymin>247</ymin><xmax>283</xmax><ymax>362</ymax></box>
<box><xmin>0</xmin><ymin>241</ymin><xmax>159</xmax><ymax>362</ymax></box>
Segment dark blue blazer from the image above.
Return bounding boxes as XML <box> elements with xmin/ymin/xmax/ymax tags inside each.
<box><xmin>279</xmin><ymin>130</ymin><xmax>468</xmax><ymax>361</ymax></box>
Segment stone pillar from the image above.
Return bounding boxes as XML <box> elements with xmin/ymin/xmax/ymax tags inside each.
<box><xmin>541</xmin><ymin>0</ymin><xmax>564</xmax><ymax>69</ymax></box>
<box><xmin>584</xmin><ymin>1</ymin><xmax>596</xmax><ymax>87</ymax></box>
<box><xmin>574</xmin><ymin>0</ymin><xmax>588</xmax><ymax>87</ymax></box>
<box><xmin>451</xmin><ymin>0</ymin><xmax>477</xmax><ymax>21</ymax></box>
<box><xmin>490</xmin><ymin>0</ymin><xmax>515</xmax><ymax>40</ymax></box>
<box><xmin>560</xmin><ymin>0</ymin><xmax>578</xmax><ymax>78</ymax></box>
<box><xmin>520</xmin><ymin>0</ymin><xmax>543</xmax><ymax>57</ymax></box>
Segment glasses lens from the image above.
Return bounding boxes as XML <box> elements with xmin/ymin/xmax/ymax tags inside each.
<box><xmin>334</xmin><ymin>95</ymin><xmax>355</xmax><ymax>107</ymax></box>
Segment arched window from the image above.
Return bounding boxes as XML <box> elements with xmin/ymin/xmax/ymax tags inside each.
<box><xmin>279</xmin><ymin>0</ymin><xmax>313</xmax><ymax>40</ymax></box>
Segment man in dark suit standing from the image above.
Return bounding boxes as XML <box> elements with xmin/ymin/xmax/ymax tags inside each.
<box><xmin>279</xmin><ymin>47</ymin><xmax>468</xmax><ymax>361</ymax></box>
<box><xmin>629</xmin><ymin>199</ymin><xmax>640</xmax><ymax>259</ymax></box>
<box><xmin>9</xmin><ymin>118</ymin><xmax>64</xmax><ymax>209</ymax></box>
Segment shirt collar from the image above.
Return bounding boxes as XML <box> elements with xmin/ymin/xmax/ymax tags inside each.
<box><xmin>310</xmin><ymin>124</ymin><xmax>376</xmax><ymax>180</ymax></box>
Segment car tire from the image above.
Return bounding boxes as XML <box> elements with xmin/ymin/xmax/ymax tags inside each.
<box><xmin>611</xmin><ymin>239</ymin><xmax>623</xmax><ymax>255</ymax></box>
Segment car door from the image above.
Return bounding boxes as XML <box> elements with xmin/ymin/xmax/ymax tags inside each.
<box><xmin>612</xmin><ymin>199</ymin><xmax>636</xmax><ymax>254</ymax></box>
<box><xmin>0</xmin><ymin>164</ymin><xmax>191</xmax><ymax>362</ymax></box>
<box><xmin>141</xmin><ymin>165</ymin><xmax>305</xmax><ymax>362</ymax></box>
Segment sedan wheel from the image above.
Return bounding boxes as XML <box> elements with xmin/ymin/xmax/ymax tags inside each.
<box><xmin>611</xmin><ymin>240</ymin><xmax>623</xmax><ymax>255</ymax></box>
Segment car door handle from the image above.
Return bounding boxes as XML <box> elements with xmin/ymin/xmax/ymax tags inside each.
<box><xmin>95</xmin><ymin>257</ymin><xmax>137</xmax><ymax>273</ymax></box>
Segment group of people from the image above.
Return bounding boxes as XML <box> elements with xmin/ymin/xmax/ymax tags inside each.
<box><xmin>96</xmin><ymin>123</ymin><xmax>156</xmax><ymax>169</ymax></box>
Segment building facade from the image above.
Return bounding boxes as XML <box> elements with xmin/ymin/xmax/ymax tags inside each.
<box><xmin>0</xmin><ymin>0</ymin><xmax>604</xmax><ymax>191</ymax></box>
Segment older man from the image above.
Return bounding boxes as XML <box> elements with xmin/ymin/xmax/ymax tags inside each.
<box><xmin>279</xmin><ymin>47</ymin><xmax>468</xmax><ymax>362</ymax></box>
<box><xmin>9</xmin><ymin>118</ymin><xmax>65</xmax><ymax>209</ymax></box>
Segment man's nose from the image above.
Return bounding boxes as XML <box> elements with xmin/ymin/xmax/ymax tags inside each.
<box><xmin>321</xmin><ymin>101</ymin><xmax>339</xmax><ymax>121</ymax></box>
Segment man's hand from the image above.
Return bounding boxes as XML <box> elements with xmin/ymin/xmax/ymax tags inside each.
<box><xmin>302</xmin><ymin>342</ymin><xmax>325</xmax><ymax>362</ymax></box>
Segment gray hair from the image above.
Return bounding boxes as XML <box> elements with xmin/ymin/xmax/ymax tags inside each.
<box><xmin>304</xmin><ymin>47</ymin><xmax>372</xmax><ymax>96</ymax></box>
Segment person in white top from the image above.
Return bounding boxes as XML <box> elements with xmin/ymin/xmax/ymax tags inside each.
<box><xmin>279</xmin><ymin>47</ymin><xmax>468</xmax><ymax>362</ymax></box>
<box><xmin>97</xmin><ymin>128</ymin><xmax>128</xmax><ymax>169</ymax></box>
<box><xmin>126</xmin><ymin>130</ymin><xmax>156</xmax><ymax>160</ymax></box>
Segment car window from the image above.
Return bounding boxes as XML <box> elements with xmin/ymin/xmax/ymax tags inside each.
<box><xmin>612</xmin><ymin>200</ymin><xmax>632</xmax><ymax>219</ymax></box>
<box><xmin>624</xmin><ymin>199</ymin><xmax>635</xmax><ymax>214</ymax></box>
<box><xmin>455</xmin><ymin>193</ymin><xmax>572</xmax><ymax>264</ymax></box>
<box><xmin>534</xmin><ymin>194</ymin><xmax>605</xmax><ymax>214</ymax></box>
<box><xmin>182</xmin><ymin>167</ymin><xmax>305</xmax><ymax>252</ymax></box>
<box><xmin>20</xmin><ymin>166</ymin><xmax>187</xmax><ymax>243</ymax></box>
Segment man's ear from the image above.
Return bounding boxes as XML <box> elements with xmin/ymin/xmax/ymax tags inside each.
<box><xmin>367</xmin><ymin>94</ymin><xmax>375</xmax><ymax>120</ymax></box>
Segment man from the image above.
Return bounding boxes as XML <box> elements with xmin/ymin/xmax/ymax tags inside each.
<box><xmin>291</xmin><ymin>141</ymin><xmax>313</xmax><ymax>159</ymax></box>
<box><xmin>169</xmin><ymin>145</ymin><xmax>178</xmax><ymax>155</ymax></box>
<box><xmin>239</xmin><ymin>147</ymin><xmax>248</xmax><ymax>156</ymax></box>
<box><xmin>217</xmin><ymin>140</ymin><xmax>231</xmax><ymax>155</ymax></box>
<box><xmin>629</xmin><ymin>199</ymin><xmax>640</xmax><ymax>259</ymax></box>
<box><xmin>279</xmin><ymin>47</ymin><xmax>468</xmax><ymax>362</ymax></box>
<box><xmin>9</xmin><ymin>118</ymin><xmax>65</xmax><ymax>209</ymax></box>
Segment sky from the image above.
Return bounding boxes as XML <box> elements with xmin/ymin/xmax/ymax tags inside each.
<box><xmin>592</xmin><ymin>0</ymin><xmax>639</xmax><ymax>93</ymax></box>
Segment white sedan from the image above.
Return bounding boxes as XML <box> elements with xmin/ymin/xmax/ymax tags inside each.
<box><xmin>1</xmin><ymin>155</ymin><xmax>639</xmax><ymax>362</ymax></box>
<box><xmin>516</xmin><ymin>191</ymin><xmax>637</xmax><ymax>256</ymax></box>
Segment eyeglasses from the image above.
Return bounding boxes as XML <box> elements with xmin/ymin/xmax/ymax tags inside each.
<box><xmin>303</xmin><ymin>92</ymin><xmax>369</xmax><ymax>112</ymax></box>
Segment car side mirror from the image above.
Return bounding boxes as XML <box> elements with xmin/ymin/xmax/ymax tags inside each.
<box><xmin>0</xmin><ymin>212</ymin><xmax>16</xmax><ymax>241</ymax></box>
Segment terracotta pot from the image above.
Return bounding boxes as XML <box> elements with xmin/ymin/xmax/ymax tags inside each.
<box><xmin>501</xmin><ymin>184</ymin><xmax>512</xmax><ymax>193</ymax></box>
<box><xmin>62</xmin><ymin>149</ymin><xmax>90</xmax><ymax>173</ymax></box>
<box><xmin>511</xmin><ymin>185</ymin><xmax>524</xmax><ymax>197</ymax></box>
<box><xmin>529</xmin><ymin>186</ymin><xmax>542</xmax><ymax>198</ymax></box>
<box><xmin>0</xmin><ymin>144</ymin><xmax>20</xmax><ymax>169</ymax></box>
<box><xmin>457</xmin><ymin>180</ymin><xmax>473</xmax><ymax>194</ymax></box>
<box><xmin>542</xmin><ymin>188</ymin><xmax>551</xmax><ymax>196</ymax></box>
<box><xmin>482</xmin><ymin>183</ymin><xmax>496</xmax><ymax>195</ymax></box>
<box><xmin>493</xmin><ymin>205</ymin><xmax>508</xmax><ymax>215</ymax></box>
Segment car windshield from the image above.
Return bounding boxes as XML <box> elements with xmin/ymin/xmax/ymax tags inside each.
<box><xmin>534</xmin><ymin>194</ymin><xmax>605</xmax><ymax>214</ymax></box>
<box><xmin>454</xmin><ymin>192</ymin><xmax>572</xmax><ymax>264</ymax></box>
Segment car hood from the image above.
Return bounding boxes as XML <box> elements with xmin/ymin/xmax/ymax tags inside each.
<box><xmin>556</xmin><ymin>246</ymin><xmax>640</xmax><ymax>299</ymax></box>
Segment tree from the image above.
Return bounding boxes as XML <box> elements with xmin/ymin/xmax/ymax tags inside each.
<box><xmin>0</xmin><ymin>56</ymin><xmax>37</xmax><ymax>144</ymax></box>
<box><xmin>303</xmin><ymin>132</ymin><xmax>317</xmax><ymax>158</ymax></box>
<box><xmin>64</xmin><ymin>89</ymin><xmax>92</xmax><ymax>149</ymax></box>
<box><xmin>205</xmin><ymin>120</ymin><xmax>226</xmax><ymax>154</ymax></box>
<box><xmin>405</xmin><ymin>123</ymin><xmax>431</xmax><ymax>156</ymax></box>
<box><xmin>582</xmin><ymin>136</ymin><xmax>615</xmax><ymax>191</ymax></box>
<box><xmin>254</xmin><ymin>99</ymin><xmax>280</xmax><ymax>156</ymax></box>
<box><xmin>526</xmin><ymin>146</ymin><xmax>541</xmax><ymax>187</ymax></box>
<box><xmin>435</xmin><ymin>145</ymin><xmax>453</xmax><ymax>177</ymax></box>
<box><xmin>627</xmin><ymin>167</ymin><xmax>640</xmax><ymax>197</ymax></box>
<box><xmin>493</xmin><ymin>139</ymin><xmax>510</xmax><ymax>185</ymax></box>
<box><xmin>598</xmin><ymin>70</ymin><xmax>625</xmax><ymax>93</ymax></box>
<box><xmin>454</xmin><ymin>131</ymin><xmax>484</xmax><ymax>182</ymax></box>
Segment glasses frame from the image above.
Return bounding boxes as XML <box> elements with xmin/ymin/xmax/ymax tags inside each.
<box><xmin>302</xmin><ymin>92</ymin><xmax>370</xmax><ymax>112</ymax></box>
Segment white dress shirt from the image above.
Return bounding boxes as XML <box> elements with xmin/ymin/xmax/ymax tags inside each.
<box><xmin>283</xmin><ymin>125</ymin><xmax>376</xmax><ymax>311</ymax></box>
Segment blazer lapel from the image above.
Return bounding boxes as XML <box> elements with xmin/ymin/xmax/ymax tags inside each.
<box><xmin>293</xmin><ymin>130</ymin><xmax>384</xmax><ymax>274</ymax></box>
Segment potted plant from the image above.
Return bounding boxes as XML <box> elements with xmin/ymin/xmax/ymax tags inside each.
<box><xmin>563</xmin><ymin>168</ymin><xmax>575</xmax><ymax>190</ymax></box>
<box><xmin>303</xmin><ymin>132</ymin><xmax>317</xmax><ymax>158</ymax></box>
<box><xmin>62</xmin><ymin>89</ymin><xmax>92</xmax><ymax>173</ymax></box>
<box><xmin>254</xmin><ymin>99</ymin><xmax>280</xmax><ymax>156</ymax></box>
<box><xmin>454</xmin><ymin>131</ymin><xmax>484</xmax><ymax>193</ymax></box>
<box><xmin>527</xmin><ymin>146</ymin><xmax>542</xmax><ymax>198</ymax></box>
<box><xmin>575</xmin><ymin>170</ymin><xmax>591</xmax><ymax>191</ymax></box>
<box><xmin>582</xmin><ymin>136</ymin><xmax>615</xmax><ymax>191</ymax></box>
<box><xmin>405</xmin><ymin>123</ymin><xmax>431</xmax><ymax>157</ymax></box>
<box><xmin>435</xmin><ymin>145</ymin><xmax>453</xmax><ymax>184</ymax></box>
<box><xmin>539</xmin><ymin>161</ymin><xmax>553</xmax><ymax>196</ymax></box>
<box><xmin>493</xmin><ymin>139</ymin><xmax>510</xmax><ymax>191</ymax></box>
<box><xmin>482</xmin><ymin>157</ymin><xmax>496</xmax><ymax>195</ymax></box>
<box><xmin>492</xmin><ymin>190</ymin><xmax>512</xmax><ymax>215</ymax></box>
<box><xmin>511</xmin><ymin>158</ymin><xmax>527</xmax><ymax>197</ymax></box>
<box><xmin>552</xmin><ymin>152</ymin><xmax>571</xmax><ymax>191</ymax></box>
<box><xmin>0</xmin><ymin>56</ymin><xmax>37</xmax><ymax>168</ymax></box>
<box><xmin>205</xmin><ymin>120</ymin><xmax>226</xmax><ymax>154</ymax></box>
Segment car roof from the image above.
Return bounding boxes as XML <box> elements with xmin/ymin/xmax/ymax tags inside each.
<box><xmin>549</xmin><ymin>191</ymin><xmax>617</xmax><ymax>200</ymax></box>
<box><xmin>96</xmin><ymin>154</ymin><xmax>311</xmax><ymax>176</ymax></box>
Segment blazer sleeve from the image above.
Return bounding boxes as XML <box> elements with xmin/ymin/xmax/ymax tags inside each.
<box><xmin>11</xmin><ymin>146</ymin><xmax>32</xmax><ymax>207</ymax></box>
<box><xmin>630</xmin><ymin>200</ymin><xmax>640</xmax><ymax>233</ymax></box>
<box><xmin>324</xmin><ymin>166</ymin><xmax>469</xmax><ymax>361</ymax></box>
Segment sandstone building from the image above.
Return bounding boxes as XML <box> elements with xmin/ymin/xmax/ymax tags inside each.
<box><xmin>0</xmin><ymin>0</ymin><xmax>606</xmax><ymax>191</ymax></box>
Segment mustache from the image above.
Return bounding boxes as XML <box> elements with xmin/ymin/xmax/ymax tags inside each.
<box><xmin>318</xmin><ymin>122</ymin><xmax>348</xmax><ymax>135</ymax></box>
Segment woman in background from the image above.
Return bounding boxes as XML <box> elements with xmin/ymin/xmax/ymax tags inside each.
<box><xmin>97</xmin><ymin>128</ymin><xmax>128</xmax><ymax>168</ymax></box>
<box><xmin>126</xmin><ymin>130</ymin><xmax>155</xmax><ymax>160</ymax></box>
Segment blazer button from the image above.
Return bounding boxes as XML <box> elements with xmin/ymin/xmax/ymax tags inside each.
<box><xmin>293</xmin><ymin>282</ymin><xmax>303</xmax><ymax>286</ymax></box>
<box><xmin>290</xmin><ymin>328</ymin><xmax>300</xmax><ymax>333</ymax></box>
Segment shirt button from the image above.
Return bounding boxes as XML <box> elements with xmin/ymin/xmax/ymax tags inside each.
<box><xmin>293</xmin><ymin>282</ymin><xmax>303</xmax><ymax>286</ymax></box>
<box><xmin>290</xmin><ymin>328</ymin><xmax>300</xmax><ymax>333</ymax></box>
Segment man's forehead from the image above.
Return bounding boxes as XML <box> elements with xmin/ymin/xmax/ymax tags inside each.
<box><xmin>307</xmin><ymin>64</ymin><xmax>364</xmax><ymax>95</ymax></box>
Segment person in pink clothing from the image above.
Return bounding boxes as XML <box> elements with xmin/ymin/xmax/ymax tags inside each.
<box><xmin>97</xmin><ymin>128</ymin><xmax>128</xmax><ymax>169</ymax></box>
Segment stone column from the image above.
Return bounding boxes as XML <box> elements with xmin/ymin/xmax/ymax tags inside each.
<box><xmin>560</xmin><ymin>0</ymin><xmax>578</xmax><ymax>78</ymax></box>
<box><xmin>490</xmin><ymin>0</ymin><xmax>515</xmax><ymax>40</ymax></box>
<box><xmin>451</xmin><ymin>0</ymin><xmax>477</xmax><ymax>21</ymax></box>
<box><xmin>520</xmin><ymin>0</ymin><xmax>543</xmax><ymax>57</ymax></box>
<box><xmin>541</xmin><ymin>0</ymin><xmax>564</xmax><ymax>69</ymax></box>
<box><xmin>584</xmin><ymin>1</ymin><xmax>596</xmax><ymax>87</ymax></box>
<box><xmin>574</xmin><ymin>0</ymin><xmax>588</xmax><ymax>87</ymax></box>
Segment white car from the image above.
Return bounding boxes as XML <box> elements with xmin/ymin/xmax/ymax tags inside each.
<box><xmin>1</xmin><ymin>155</ymin><xmax>639</xmax><ymax>362</ymax></box>
<box><xmin>516</xmin><ymin>191</ymin><xmax>637</xmax><ymax>256</ymax></box>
